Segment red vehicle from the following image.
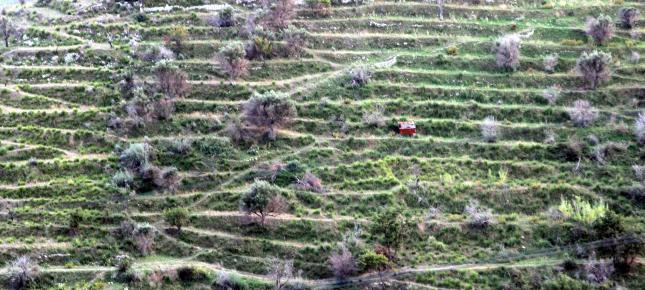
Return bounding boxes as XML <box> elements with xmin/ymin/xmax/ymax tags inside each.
<box><xmin>398</xmin><ymin>121</ymin><xmax>416</xmax><ymax>136</ymax></box>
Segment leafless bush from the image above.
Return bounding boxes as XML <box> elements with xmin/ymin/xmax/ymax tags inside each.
<box><xmin>349</xmin><ymin>66</ymin><xmax>371</xmax><ymax>86</ymax></box>
<box><xmin>224</xmin><ymin>117</ymin><xmax>259</xmax><ymax>144</ymax></box>
<box><xmin>480</xmin><ymin>116</ymin><xmax>499</xmax><ymax>142</ymax></box>
<box><xmin>632</xmin><ymin>165</ymin><xmax>645</xmax><ymax>183</ymax></box>
<box><xmin>593</xmin><ymin>142</ymin><xmax>628</xmax><ymax>164</ymax></box>
<box><xmin>630</xmin><ymin>51</ymin><xmax>640</xmax><ymax>63</ymax></box>
<box><xmin>618</xmin><ymin>7</ymin><xmax>640</xmax><ymax>29</ymax></box>
<box><xmin>495</xmin><ymin>34</ymin><xmax>521</xmax><ymax>71</ymax></box>
<box><xmin>542</xmin><ymin>85</ymin><xmax>561</xmax><ymax>105</ymax></box>
<box><xmin>154</xmin><ymin>61</ymin><xmax>190</xmax><ymax>98</ymax></box>
<box><xmin>134</xmin><ymin>223</ymin><xmax>156</xmax><ymax>255</ymax></box>
<box><xmin>267</xmin><ymin>194</ymin><xmax>289</xmax><ymax>215</ymax></box>
<box><xmin>216</xmin><ymin>43</ymin><xmax>249</xmax><ymax>80</ymax></box>
<box><xmin>567</xmin><ymin>100</ymin><xmax>599</xmax><ymax>127</ymax></box>
<box><xmin>634</xmin><ymin>111</ymin><xmax>645</xmax><ymax>144</ymax></box>
<box><xmin>294</xmin><ymin>172</ymin><xmax>325</xmax><ymax>193</ymax></box>
<box><xmin>464</xmin><ymin>200</ymin><xmax>494</xmax><ymax>229</ymax></box>
<box><xmin>328</xmin><ymin>246</ymin><xmax>357</xmax><ymax>279</ymax></box>
<box><xmin>543</xmin><ymin>53</ymin><xmax>559</xmax><ymax>73</ymax></box>
<box><xmin>0</xmin><ymin>16</ymin><xmax>24</xmax><ymax>48</ymax></box>
<box><xmin>585</xmin><ymin>15</ymin><xmax>615</xmax><ymax>45</ymax></box>
<box><xmin>362</xmin><ymin>105</ymin><xmax>386</xmax><ymax>127</ymax></box>
<box><xmin>584</xmin><ymin>256</ymin><xmax>614</xmax><ymax>283</ymax></box>
<box><xmin>265</xmin><ymin>0</ymin><xmax>295</xmax><ymax>29</ymax></box>
<box><xmin>575</xmin><ymin>50</ymin><xmax>612</xmax><ymax>90</ymax></box>
<box><xmin>283</xmin><ymin>25</ymin><xmax>307</xmax><ymax>57</ymax></box>
<box><xmin>268</xmin><ymin>258</ymin><xmax>297</xmax><ymax>290</ymax></box>
<box><xmin>152</xmin><ymin>166</ymin><xmax>181</xmax><ymax>192</ymax></box>
<box><xmin>8</xmin><ymin>256</ymin><xmax>40</xmax><ymax>290</ymax></box>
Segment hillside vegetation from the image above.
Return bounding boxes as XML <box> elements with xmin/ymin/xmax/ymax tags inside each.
<box><xmin>0</xmin><ymin>0</ymin><xmax>644</xmax><ymax>289</ymax></box>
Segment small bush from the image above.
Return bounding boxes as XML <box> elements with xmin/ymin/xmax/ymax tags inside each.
<box><xmin>349</xmin><ymin>66</ymin><xmax>371</xmax><ymax>87</ymax></box>
<box><xmin>164</xmin><ymin>207</ymin><xmax>189</xmax><ymax>232</ymax></box>
<box><xmin>217</xmin><ymin>7</ymin><xmax>235</xmax><ymax>27</ymax></box>
<box><xmin>7</xmin><ymin>256</ymin><xmax>40</xmax><ymax>290</ymax></box>
<box><xmin>575</xmin><ymin>50</ymin><xmax>612</xmax><ymax>89</ymax></box>
<box><xmin>241</xmin><ymin>91</ymin><xmax>297</xmax><ymax>140</ymax></box>
<box><xmin>283</xmin><ymin>26</ymin><xmax>307</xmax><ymax>57</ymax></box>
<box><xmin>361</xmin><ymin>105</ymin><xmax>386</xmax><ymax>127</ymax></box>
<box><xmin>480</xmin><ymin>116</ymin><xmax>499</xmax><ymax>142</ymax></box>
<box><xmin>567</xmin><ymin>100</ymin><xmax>599</xmax><ymax>127</ymax></box>
<box><xmin>630</xmin><ymin>51</ymin><xmax>640</xmax><ymax>63</ymax></box>
<box><xmin>585</xmin><ymin>15</ymin><xmax>614</xmax><ymax>45</ymax></box>
<box><xmin>446</xmin><ymin>46</ymin><xmax>459</xmax><ymax>56</ymax></box>
<box><xmin>543</xmin><ymin>53</ymin><xmax>559</xmax><ymax>73</ymax></box>
<box><xmin>561</xmin><ymin>39</ymin><xmax>583</xmax><ymax>46</ymax></box>
<box><xmin>632</xmin><ymin>165</ymin><xmax>645</xmax><ymax>183</ymax></box>
<box><xmin>214</xmin><ymin>272</ymin><xmax>247</xmax><ymax>290</ymax></box>
<box><xmin>112</xmin><ymin>170</ymin><xmax>134</xmax><ymax>189</ymax></box>
<box><xmin>294</xmin><ymin>171</ymin><xmax>325</xmax><ymax>193</ymax></box>
<box><xmin>216</xmin><ymin>43</ymin><xmax>249</xmax><ymax>80</ymax></box>
<box><xmin>464</xmin><ymin>200</ymin><xmax>494</xmax><ymax>229</ymax></box>
<box><xmin>634</xmin><ymin>111</ymin><xmax>645</xmax><ymax>144</ymax></box>
<box><xmin>240</xmin><ymin>180</ymin><xmax>284</xmax><ymax>224</ymax></box>
<box><xmin>542</xmin><ymin>85</ymin><xmax>561</xmax><ymax>105</ymax></box>
<box><xmin>329</xmin><ymin>246</ymin><xmax>357</xmax><ymax>279</ymax></box>
<box><xmin>119</xmin><ymin>143</ymin><xmax>152</xmax><ymax>173</ymax></box>
<box><xmin>495</xmin><ymin>34</ymin><xmax>521</xmax><ymax>71</ymax></box>
<box><xmin>558</xmin><ymin>195</ymin><xmax>607</xmax><ymax>224</ymax></box>
<box><xmin>618</xmin><ymin>7</ymin><xmax>640</xmax><ymax>29</ymax></box>
<box><xmin>357</xmin><ymin>250</ymin><xmax>389</xmax><ymax>272</ymax></box>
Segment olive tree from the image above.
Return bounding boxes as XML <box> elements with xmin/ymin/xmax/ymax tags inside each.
<box><xmin>241</xmin><ymin>91</ymin><xmax>296</xmax><ymax>140</ymax></box>
<box><xmin>239</xmin><ymin>180</ymin><xmax>287</xmax><ymax>225</ymax></box>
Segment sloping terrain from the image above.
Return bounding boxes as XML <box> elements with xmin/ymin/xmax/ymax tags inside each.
<box><xmin>0</xmin><ymin>0</ymin><xmax>644</xmax><ymax>289</ymax></box>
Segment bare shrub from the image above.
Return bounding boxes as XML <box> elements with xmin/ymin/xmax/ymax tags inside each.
<box><xmin>575</xmin><ymin>50</ymin><xmax>612</xmax><ymax>89</ymax></box>
<box><xmin>0</xmin><ymin>16</ymin><xmax>24</xmax><ymax>48</ymax></box>
<box><xmin>152</xmin><ymin>166</ymin><xmax>181</xmax><ymax>192</ymax></box>
<box><xmin>349</xmin><ymin>66</ymin><xmax>371</xmax><ymax>87</ymax></box>
<box><xmin>543</xmin><ymin>53</ymin><xmax>559</xmax><ymax>73</ymax></box>
<box><xmin>294</xmin><ymin>172</ymin><xmax>325</xmax><ymax>193</ymax></box>
<box><xmin>154</xmin><ymin>60</ymin><xmax>190</xmax><ymax>98</ymax></box>
<box><xmin>480</xmin><ymin>116</ymin><xmax>499</xmax><ymax>142</ymax></box>
<box><xmin>630</xmin><ymin>51</ymin><xmax>640</xmax><ymax>63</ymax></box>
<box><xmin>585</xmin><ymin>15</ymin><xmax>615</xmax><ymax>45</ymax></box>
<box><xmin>634</xmin><ymin>111</ymin><xmax>645</xmax><ymax>144</ymax></box>
<box><xmin>464</xmin><ymin>200</ymin><xmax>494</xmax><ymax>229</ymax></box>
<box><xmin>224</xmin><ymin>117</ymin><xmax>259</xmax><ymax>144</ymax></box>
<box><xmin>328</xmin><ymin>246</ymin><xmax>357</xmax><ymax>279</ymax></box>
<box><xmin>584</xmin><ymin>256</ymin><xmax>614</xmax><ymax>283</ymax></box>
<box><xmin>134</xmin><ymin>223</ymin><xmax>156</xmax><ymax>255</ymax></box>
<box><xmin>265</xmin><ymin>0</ymin><xmax>295</xmax><ymax>29</ymax></box>
<box><xmin>136</xmin><ymin>45</ymin><xmax>174</xmax><ymax>62</ymax></box>
<box><xmin>618</xmin><ymin>7</ymin><xmax>640</xmax><ymax>29</ymax></box>
<box><xmin>8</xmin><ymin>256</ymin><xmax>40</xmax><ymax>290</ymax></box>
<box><xmin>216</xmin><ymin>43</ymin><xmax>249</xmax><ymax>80</ymax></box>
<box><xmin>632</xmin><ymin>165</ymin><xmax>645</xmax><ymax>183</ymax></box>
<box><xmin>268</xmin><ymin>258</ymin><xmax>297</xmax><ymax>290</ymax></box>
<box><xmin>542</xmin><ymin>85</ymin><xmax>561</xmax><ymax>105</ymax></box>
<box><xmin>283</xmin><ymin>25</ymin><xmax>307</xmax><ymax>57</ymax></box>
<box><xmin>567</xmin><ymin>100</ymin><xmax>599</xmax><ymax>127</ymax></box>
<box><xmin>362</xmin><ymin>105</ymin><xmax>386</xmax><ymax>127</ymax></box>
<box><xmin>241</xmin><ymin>91</ymin><xmax>297</xmax><ymax>140</ymax></box>
<box><xmin>495</xmin><ymin>34</ymin><xmax>521</xmax><ymax>71</ymax></box>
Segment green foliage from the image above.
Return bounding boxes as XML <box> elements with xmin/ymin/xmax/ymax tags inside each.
<box><xmin>239</xmin><ymin>180</ymin><xmax>281</xmax><ymax>224</ymax></box>
<box><xmin>370</xmin><ymin>207</ymin><xmax>407</xmax><ymax>250</ymax></box>
<box><xmin>557</xmin><ymin>196</ymin><xmax>607</xmax><ymax>224</ymax></box>
<box><xmin>543</xmin><ymin>274</ymin><xmax>593</xmax><ymax>290</ymax></box>
<box><xmin>164</xmin><ymin>207</ymin><xmax>189</xmax><ymax>231</ymax></box>
<box><xmin>357</xmin><ymin>250</ymin><xmax>389</xmax><ymax>272</ymax></box>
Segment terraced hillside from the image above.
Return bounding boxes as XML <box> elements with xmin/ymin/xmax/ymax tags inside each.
<box><xmin>0</xmin><ymin>0</ymin><xmax>644</xmax><ymax>289</ymax></box>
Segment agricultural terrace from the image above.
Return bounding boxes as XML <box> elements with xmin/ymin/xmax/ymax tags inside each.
<box><xmin>0</xmin><ymin>0</ymin><xmax>644</xmax><ymax>289</ymax></box>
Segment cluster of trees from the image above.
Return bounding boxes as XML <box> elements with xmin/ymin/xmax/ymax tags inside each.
<box><xmin>210</xmin><ymin>0</ymin><xmax>308</xmax><ymax>80</ymax></box>
<box><xmin>108</xmin><ymin>61</ymin><xmax>190</xmax><ymax>132</ymax></box>
<box><xmin>112</xmin><ymin>142</ymin><xmax>181</xmax><ymax>193</ymax></box>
